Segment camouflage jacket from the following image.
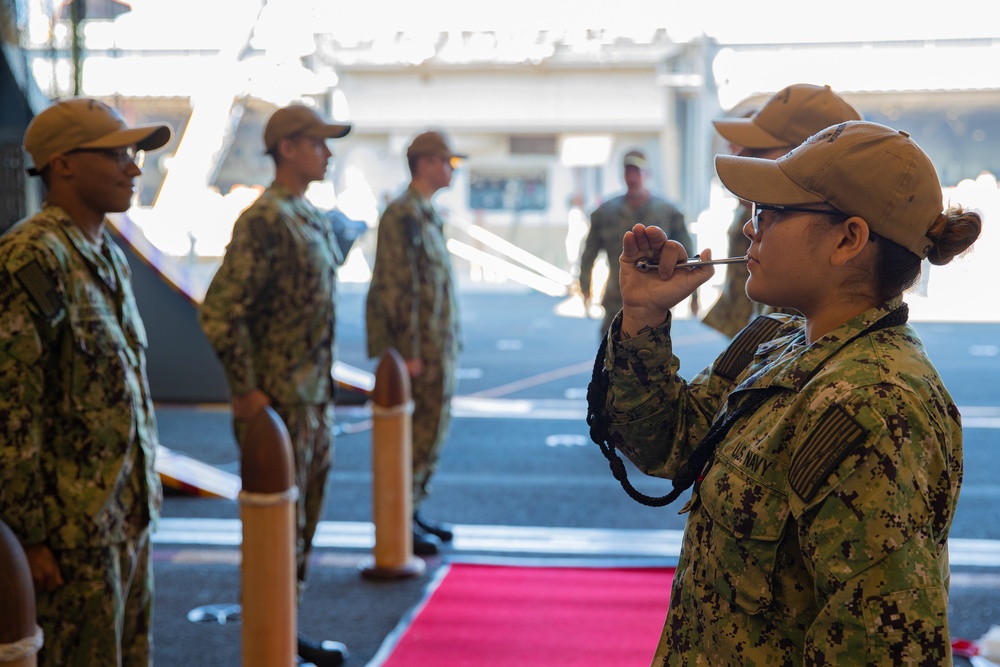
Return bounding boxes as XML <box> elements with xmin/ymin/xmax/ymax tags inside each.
<box><xmin>0</xmin><ymin>204</ymin><xmax>161</xmax><ymax>549</ymax></box>
<box><xmin>366</xmin><ymin>185</ymin><xmax>460</xmax><ymax>362</ymax></box>
<box><xmin>200</xmin><ymin>183</ymin><xmax>340</xmax><ymax>405</ymax></box>
<box><xmin>580</xmin><ymin>193</ymin><xmax>693</xmax><ymax>307</ymax></box>
<box><xmin>604</xmin><ymin>298</ymin><xmax>960</xmax><ymax>666</ymax></box>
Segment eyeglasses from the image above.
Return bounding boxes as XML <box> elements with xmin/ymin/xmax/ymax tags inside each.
<box><xmin>749</xmin><ymin>202</ymin><xmax>843</xmax><ymax>234</ymax></box>
<box><xmin>415</xmin><ymin>153</ymin><xmax>461</xmax><ymax>170</ymax></box>
<box><xmin>292</xmin><ymin>134</ymin><xmax>330</xmax><ymax>150</ymax></box>
<box><xmin>68</xmin><ymin>147</ymin><xmax>144</xmax><ymax>170</ymax></box>
<box><xmin>433</xmin><ymin>154</ymin><xmax>461</xmax><ymax>169</ymax></box>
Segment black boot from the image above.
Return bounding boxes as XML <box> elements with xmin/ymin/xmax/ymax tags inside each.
<box><xmin>297</xmin><ymin>634</ymin><xmax>348</xmax><ymax>667</ymax></box>
<box><xmin>414</xmin><ymin>511</ymin><xmax>454</xmax><ymax>542</ymax></box>
<box><xmin>413</xmin><ymin>525</ymin><xmax>442</xmax><ymax>555</ymax></box>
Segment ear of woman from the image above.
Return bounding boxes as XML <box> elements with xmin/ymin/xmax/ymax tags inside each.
<box><xmin>829</xmin><ymin>216</ymin><xmax>876</xmax><ymax>267</ymax></box>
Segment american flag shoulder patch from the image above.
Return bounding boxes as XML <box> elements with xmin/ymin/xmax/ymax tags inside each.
<box><xmin>15</xmin><ymin>260</ymin><xmax>65</xmax><ymax>322</ymax></box>
<box><xmin>714</xmin><ymin>316</ymin><xmax>784</xmax><ymax>381</ymax></box>
<box><xmin>789</xmin><ymin>404</ymin><xmax>868</xmax><ymax>502</ymax></box>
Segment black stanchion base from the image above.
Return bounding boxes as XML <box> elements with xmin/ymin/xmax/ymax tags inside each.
<box><xmin>358</xmin><ymin>555</ymin><xmax>426</xmax><ymax>580</ymax></box>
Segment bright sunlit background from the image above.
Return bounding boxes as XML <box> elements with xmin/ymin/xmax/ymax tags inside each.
<box><xmin>18</xmin><ymin>0</ymin><xmax>1000</xmax><ymax>319</ymax></box>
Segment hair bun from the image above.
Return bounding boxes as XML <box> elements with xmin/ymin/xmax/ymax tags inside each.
<box><xmin>926</xmin><ymin>207</ymin><xmax>982</xmax><ymax>266</ymax></box>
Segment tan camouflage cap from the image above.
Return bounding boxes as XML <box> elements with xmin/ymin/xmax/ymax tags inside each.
<box><xmin>263</xmin><ymin>104</ymin><xmax>352</xmax><ymax>153</ymax></box>
<box><xmin>406</xmin><ymin>130</ymin><xmax>467</xmax><ymax>160</ymax></box>
<box><xmin>623</xmin><ymin>150</ymin><xmax>648</xmax><ymax>169</ymax></box>
<box><xmin>715</xmin><ymin>121</ymin><xmax>941</xmax><ymax>258</ymax></box>
<box><xmin>713</xmin><ymin>84</ymin><xmax>862</xmax><ymax>150</ymax></box>
<box><xmin>24</xmin><ymin>97</ymin><xmax>172</xmax><ymax>176</ymax></box>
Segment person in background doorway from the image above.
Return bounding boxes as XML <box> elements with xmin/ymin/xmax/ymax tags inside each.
<box><xmin>579</xmin><ymin>149</ymin><xmax>695</xmax><ymax>337</ymax></box>
<box><xmin>366</xmin><ymin>130</ymin><xmax>465</xmax><ymax>556</ymax></box>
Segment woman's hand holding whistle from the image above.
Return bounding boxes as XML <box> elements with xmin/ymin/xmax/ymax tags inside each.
<box><xmin>619</xmin><ymin>223</ymin><xmax>716</xmax><ymax>338</ymax></box>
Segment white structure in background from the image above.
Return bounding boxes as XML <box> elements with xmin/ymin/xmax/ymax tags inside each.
<box><xmin>20</xmin><ymin>0</ymin><xmax>1000</xmax><ymax>319</ymax></box>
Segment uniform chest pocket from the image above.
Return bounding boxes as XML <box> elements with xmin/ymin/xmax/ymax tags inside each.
<box><xmin>696</xmin><ymin>456</ymin><xmax>790</xmax><ymax>614</ymax></box>
<box><xmin>286</xmin><ymin>235</ymin><xmax>337</xmax><ymax>293</ymax></box>
<box><xmin>75</xmin><ymin>316</ymin><xmax>124</xmax><ymax>355</ymax></box>
<box><xmin>70</xmin><ymin>316</ymin><xmax>130</xmax><ymax>410</ymax></box>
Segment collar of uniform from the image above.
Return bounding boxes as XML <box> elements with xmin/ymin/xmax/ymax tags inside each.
<box><xmin>405</xmin><ymin>184</ymin><xmax>437</xmax><ymax>219</ymax></box>
<box><xmin>739</xmin><ymin>296</ymin><xmax>907</xmax><ymax>393</ymax></box>
<box><xmin>44</xmin><ymin>203</ymin><xmax>119</xmax><ymax>293</ymax></box>
<box><xmin>267</xmin><ymin>181</ymin><xmax>326</xmax><ymax>229</ymax></box>
<box><xmin>266</xmin><ymin>181</ymin><xmax>301</xmax><ymax>207</ymax></box>
<box><xmin>621</xmin><ymin>191</ymin><xmax>653</xmax><ymax>211</ymax></box>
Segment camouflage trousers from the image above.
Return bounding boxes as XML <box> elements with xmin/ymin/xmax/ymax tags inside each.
<box><xmin>36</xmin><ymin>528</ymin><xmax>153</xmax><ymax>667</ymax></box>
<box><xmin>411</xmin><ymin>354</ymin><xmax>456</xmax><ymax>508</ymax></box>
<box><xmin>235</xmin><ymin>402</ymin><xmax>334</xmax><ymax>586</ymax></box>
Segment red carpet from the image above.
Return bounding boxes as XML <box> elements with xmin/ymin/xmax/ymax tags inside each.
<box><xmin>374</xmin><ymin>563</ymin><xmax>674</xmax><ymax>667</ymax></box>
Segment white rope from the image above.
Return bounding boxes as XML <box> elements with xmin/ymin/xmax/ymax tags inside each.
<box><xmin>0</xmin><ymin>625</ymin><xmax>43</xmax><ymax>662</ymax></box>
<box><xmin>238</xmin><ymin>486</ymin><xmax>299</xmax><ymax>507</ymax></box>
<box><xmin>369</xmin><ymin>400</ymin><xmax>415</xmax><ymax>418</ymax></box>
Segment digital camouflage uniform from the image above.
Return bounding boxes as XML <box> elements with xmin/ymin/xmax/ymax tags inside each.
<box><xmin>199</xmin><ymin>183</ymin><xmax>340</xmax><ymax>584</ymax></box>
<box><xmin>602</xmin><ymin>297</ymin><xmax>959</xmax><ymax>666</ymax></box>
<box><xmin>366</xmin><ymin>185</ymin><xmax>460</xmax><ymax>507</ymax></box>
<box><xmin>701</xmin><ymin>203</ymin><xmax>753</xmax><ymax>338</ymax></box>
<box><xmin>0</xmin><ymin>203</ymin><xmax>161</xmax><ymax>667</ymax></box>
<box><xmin>580</xmin><ymin>194</ymin><xmax>694</xmax><ymax>335</ymax></box>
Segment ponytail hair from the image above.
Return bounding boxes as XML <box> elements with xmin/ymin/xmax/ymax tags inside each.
<box><xmin>872</xmin><ymin>206</ymin><xmax>982</xmax><ymax>302</ymax></box>
<box><xmin>925</xmin><ymin>207</ymin><xmax>983</xmax><ymax>266</ymax></box>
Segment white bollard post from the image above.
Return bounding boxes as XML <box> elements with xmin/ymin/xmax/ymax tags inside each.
<box><xmin>360</xmin><ymin>347</ymin><xmax>425</xmax><ymax>579</ymax></box>
<box><xmin>240</xmin><ymin>406</ymin><xmax>297</xmax><ymax>666</ymax></box>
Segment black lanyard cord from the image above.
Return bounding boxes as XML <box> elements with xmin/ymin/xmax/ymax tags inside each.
<box><xmin>587</xmin><ymin>305</ymin><xmax>908</xmax><ymax>508</ymax></box>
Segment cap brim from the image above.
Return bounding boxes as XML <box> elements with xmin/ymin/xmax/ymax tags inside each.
<box><xmin>713</xmin><ymin>118</ymin><xmax>788</xmax><ymax>150</ymax></box>
<box><xmin>715</xmin><ymin>154</ymin><xmax>824</xmax><ymax>206</ymax></box>
<box><xmin>81</xmin><ymin>124</ymin><xmax>173</xmax><ymax>152</ymax></box>
<box><xmin>305</xmin><ymin>123</ymin><xmax>353</xmax><ymax>140</ymax></box>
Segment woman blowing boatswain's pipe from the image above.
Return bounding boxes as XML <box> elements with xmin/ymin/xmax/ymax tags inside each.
<box><xmin>587</xmin><ymin>120</ymin><xmax>982</xmax><ymax>665</ymax></box>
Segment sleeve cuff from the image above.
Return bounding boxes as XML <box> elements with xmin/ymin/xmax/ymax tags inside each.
<box><xmin>224</xmin><ymin>365</ymin><xmax>258</xmax><ymax>397</ymax></box>
<box><xmin>606</xmin><ymin>310</ymin><xmax>676</xmax><ymax>398</ymax></box>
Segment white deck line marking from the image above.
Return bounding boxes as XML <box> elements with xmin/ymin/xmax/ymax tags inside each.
<box><xmin>466</xmin><ymin>362</ymin><xmax>593</xmax><ymax>399</ymax></box>
<box><xmin>153</xmin><ymin>518</ymin><xmax>1000</xmax><ymax>566</ymax></box>
<box><xmin>339</xmin><ymin>398</ymin><xmax>1000</xmax><ymax>426</ymax></box>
